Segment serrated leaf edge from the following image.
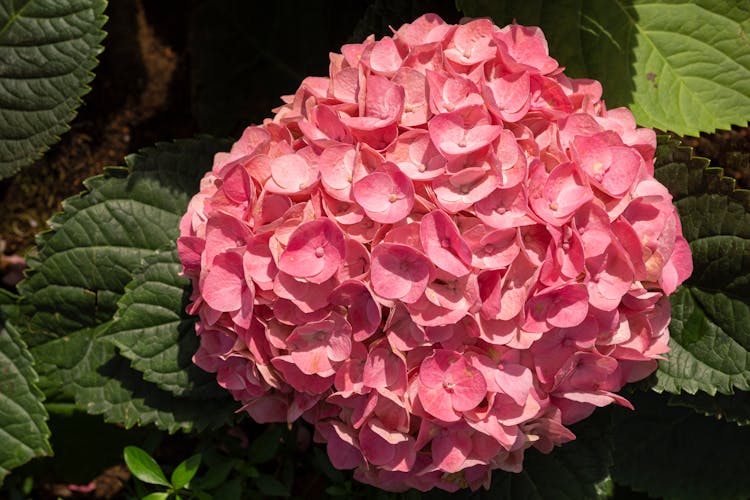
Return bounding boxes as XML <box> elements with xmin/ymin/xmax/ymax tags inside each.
<box><xmin>0</xmin><ymin>1</ymin><xmax>109</xmax><ymax>178</ymax></box>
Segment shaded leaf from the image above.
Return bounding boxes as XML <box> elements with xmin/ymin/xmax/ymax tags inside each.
<box><xmin>668</xmin><ymin>390</ymin><xmax>750</xmax><ymax>426</ymax></box>
<box><xmin>247</xmin><ymin>425</ymin><xmax>283</xmax><ymax>465</ymax></box>
<box><xmin>106</xmin><ymin>247</ymin><xmax>226</xmax><ymax>399</ymax></box>
<box><xmin>456</xmin><ymin>0</ymin><xmax>750</xmax><ymax>136</ymax></box>
<box><xmin>255</xmin><ymin>474</ymin><xmax>291</xmax><ymax>498</ymax></box>
<box><xmin>35</xmin><ymin>410</ymin><xmax>150</xmax><ymax>485</ymax></box>
<box><xmin>0</xmin><ymin>0</ymin><xmax>107</xmax><ymax>178</ymax></box>
<box><xmin>193</xmin><ymin>456</ymin><xmax>236</xmax><ymax>491</ymax></box>
<box><xmin>653</xmin><ymin>136</ymin><xmax>750</xmax><ymax>396</ymax></box>
<box><xmin>213</xmin><ymin>478</ymin><xmax>242</xmax><ymax>500</ymax></box>
<box><xmin>0</xmin><ymin>315</ymin><xmax>51</xmax><ymax>484</ymax></box>
<box><xmin>611</xmin><ymin>391</ymin><xmax>750</xmax><ymax>500</ymax></box>
<box><xmin>30</xmin><ymin>324</ymin><xmax>235</xmax><ymax>432</ymax></box>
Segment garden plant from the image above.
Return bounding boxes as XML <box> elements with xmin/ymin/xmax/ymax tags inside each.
<box><xmin>1</xmin><ymin>1</ymin><xmax>749</xmax><ymax>499</ymax></box>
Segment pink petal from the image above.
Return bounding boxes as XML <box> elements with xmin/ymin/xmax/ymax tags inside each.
<box><xmin>473</xmin><ymin>228</ymin><xmax>519</xmax><ymax>270</ymax></box>
<box><xmin>267</xmin><ymin>154</ymin><xmax>316</xmax><ymax>194</ymax></box>
<box><xmin>320</xmin><ymin>144</ymin><xmax>358</xmax><ymax>193</ymax></box>
<box><xmin>369</xmin><ymin>36</ymin><xmax>403</xmax><ymax>76</ymax></box>
<box><xmin>244</xmin><ymin>233</ymin><xmax>277</xmax><ymax>290</ymax></box>
<box><xmin>363</xmin><ymin>344</ymin><xmax>405</xmax><ymax>389</ymax></box>
<box><xmin>353</xmin><ymin>167</ymin><xmax>415</xmax><ymax>224</ymax></box>
<box><xmin>273</xmin><ymin>272</ymin><xmax>336</xmax><ymax>313</ymax></box>
<box><xmin>370</xmin><ymin>243</ymin><xmax>434</xmax><ymax>303</ymax></box>
<box><xmin>329</xmin><ymin>280</ymin><xmax>381</xmax><ymax>342</ymax></box>
<box><xmin>365</xmin><ymin>74</ymin><xmax>405</xmax><ymax>123</ymax></box>
<box><xmin>202</xmin><ymin>251</ymin><xmax>245</xmax><ymax>312</ymax></box>
<box><xmin>220</xmin><ymin>163</ymin><xmax>254</xmax><ymax>203</ymax></box>
<box><xmin>475</xmin><ymin>186</ymin><xmax>536</xmax><ymax>230</ymax></box>
<box><xmin>336</xmin><ymin>239</ymin><xmax>371</xmax><ymax>281</ymax></box>
<box><xmin>432</xmin><ymin>167</ymin><xmax>498</xmax><ymax>213</ymax></box>
<box><xmin>660</xmin><ymin>235</ymin><xmax>693</xmax><ymax>295</ymax></box>
<box><xmin>431</xmin><ymin>428</ymin><xmax>472</xmax><ymax>473</ymax></box>
<box><xmin>429</xmin><ymin>109</ymin><xmax>502</xmax><ymax>158</ymax></box>
<box><xmin>359</xmin><ymin>421</ymin><xmax>397</xmax><ymax>466</ymax></box>
<box><xmin>271</xmin><ymin>356</ymin><xmax>334</xmax><ymax>394</ymax></box>
<box><xmin>177</xmin><ymin>236</ymin><xmax>205</xmax><ymax>272</ymax></box>
<box><xmin>385</xmin><ymin>130</ymin><xmax>445</xmax><ymax>180</ymax></box>
<box><xmin>393</xmin><ymin>68</ymin><xmax>429</xmax><ymax>126</ymax></box>
<box><xmin>446</xmin><ymin>361</ymin><xmax>487</xmax><ymax>412</ymax></box>
<box><xmin>278</xmin><ymin>218</ymin><xmax>345</xmax><ymax>284</ymax></box>
<box><xmin>483</xmin><ymin>71</ymin><xmax>531</xmax><ymax>122</ymax></box>
<box><xmin>417</xmin><ymin>384</ymin><xmax>459</xmax><ymax>422</ymax></box>
<box><xmin>420</xmin><ymin>210</ymin><xmax>473</xmax><ymax>277</ymax></box>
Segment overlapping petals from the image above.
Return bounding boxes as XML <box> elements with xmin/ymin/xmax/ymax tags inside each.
<box><xmin>179</xmin><ymin>14</ymin><xmax>692</xmax><ymax>494</ymax></box>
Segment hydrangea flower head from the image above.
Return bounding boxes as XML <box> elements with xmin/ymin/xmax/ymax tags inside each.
<box><xmin>179</xmin><ymin>14</ymin><xmax>692</xmax><ymax>492</ymax></box>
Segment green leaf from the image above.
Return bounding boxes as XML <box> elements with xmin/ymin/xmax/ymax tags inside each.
<box><xmin>456</xmin><ymin>0</ymin><xmax>750</xmax><ymax>136</ymax></box>
<box><xmin>29</xmin><ymin>320</ymin><xmax>235</xmax><ymax>433</ymax></box>
<box><xmin>123</xmin><ymin>445</ymin><xmax>170</xmax><ymax>487</ymax></box>
<box><xmin>18</xmin><ymin>137</ymin><xmax>230</xmax><ymax>347</ymax></box>
<box><xmin>520</xmin><ymin>409</ymin><xmax>612</xmax><ymax>499</ymax></box>
<box><xmin>611</xmin><ymin>391</ymin><xmax>750</xmax><ymax>500</ymax></box>
<box><xmin>246</xmin><ymin>425</ymin><xmax>283</xmax><ymax>465</ymax></box>
<box><xmin>16</xmin><ymin>137</ymin><xmax>238</xmax><ymax>432</ymax></box>
<box><xmin>255</xmin><ymin>474</ymin><xmax>290</xmax><ymax>498</ymax></box>
<box><xmin>0</xmin><ymin>318</ymin><xmax>51</xmax><ymax>485</ymax></box>
<box><xmin>310</xmin><ymin>447</ymin><xmax>344</xmax><ymax>484</ymax></box>
<box><xmin>17</xmin><ymin>137</ymin><xmax>226</xmax><ymax>380</ymax></box>
<box><xmin>142</xmin><ymin>493</ymin><xmax>170</xmax><ymax>500</ymax></box>
<box><xmin>652</xmin><ymin>136</ymin><xmax>750</xmax><ymax>396</ymax></box>
<box><xmin>0</xmin><ymin>0</ymin><xmax>107</xmax><ymax>178</ymax></box>
<box><xmin>193</xmin><ymin>456</ymin><xmax>235</xmax><ymax>491</ymax></box>
<box><xmin>171</xmin><ymin>453</ymin><xmax>202</xmax><ymax>491</ymax></box>
<box><xmin>668</xmin><ymin>390</ymin><xmax>750</xmax><ymax>426</ymax></box>
<box><xmin>213</xmin><ymin>478</ymin><xmax>242</xmax><ymax>500</ymax></box>
<box><xmin>106</xmin><ymin>247</ymin><xmax>226</xmax><ymax>399</ymax></box>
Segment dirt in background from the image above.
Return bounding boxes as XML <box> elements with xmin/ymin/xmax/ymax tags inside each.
<box><xmin>0</xmin><ymin>0</ymin><xmax>192</xmax><ymax>258</ymax></box>
<box><xmin>683</xmin><ymin>128</ymin><xmax>750</xmax><ymax>190</ymax></box>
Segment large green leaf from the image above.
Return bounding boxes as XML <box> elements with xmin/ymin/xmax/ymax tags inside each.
<box><xmin>0</xmin><ymin>298</ymin><xmax>51</xmax><ymax>484</ymax></box>
<box><xmin>0</xmin><ymin>0</ymin><xmax>107</xmax><ymax>178</ymax></box>
<box><xmin>18</xmin><ymin>138</ymin><xmax>230</xmax><ymax>347</ymax></box>
<box><xmin>456</xmin><ymin>0</ymin><xmax>750</xmax><ymax>136</ymax></box>
<box><xmin>611</xmin><ymin>391</ymin><xmax>750</xmax><ymax>500</ymax></box>
<box><xmin>653</xmin><ymin>136</ymin><xmax>750</xmax><ymax>396</ymax></box>
<box><xmin>30</xmin><ymin>324</ymin><xmax>235</xmax><ymax>433</ymax></box>
<box><xmin>17</xmin><ymin>137</ymin><xmax>237</xmax><ymax>431</ymax></box>
<box><xmin>106</xmin><ymin>247</ymin><xmax>227</xmax><ymax>400</ymax></box>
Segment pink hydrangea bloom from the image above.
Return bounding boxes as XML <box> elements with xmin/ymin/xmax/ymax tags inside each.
<box><xmin>179</xmin><ymin>14</ymin><xmax>692</xmax><ymax>493</ymax></box>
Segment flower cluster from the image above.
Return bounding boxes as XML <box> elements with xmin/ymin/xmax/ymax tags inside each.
<box><xmin>178</xmin><ymin>14</ymin><xmax>692</xmax><ymax>492</ymax></box>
